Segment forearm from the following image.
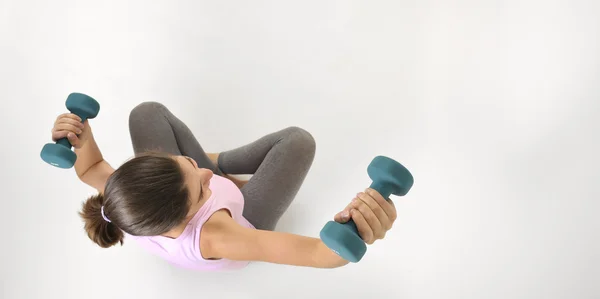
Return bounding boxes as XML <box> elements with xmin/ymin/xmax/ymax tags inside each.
<box><xmin>249</xmin><ymin>231</ymin><xmax>348</xmax><ymax>268</ymax></box>
<box><xmin>74</xmin><ymin>129</ymin><xmax>104</xmax><ymax>178</ymax></box>
<box><xmin>73</xmin><ymin>128</ymin><xmax>114</xmax><ymax>192</ymax></box>
<box><xmin>312</xmin><ymin>238</ymin><xmax>351</xmax><ymax>268</ymax></box>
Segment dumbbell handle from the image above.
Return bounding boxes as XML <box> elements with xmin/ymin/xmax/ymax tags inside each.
<box><xmin>341</xmin><ymin>180</ymin><xmax>395</xmax><ymax>237</ymax></box>
<box><xmin>54</xmin><ymin>114</ymin><xmax>87</xmax><ymax>150</ymax></box>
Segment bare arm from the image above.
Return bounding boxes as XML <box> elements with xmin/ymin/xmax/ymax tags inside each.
<box><xmin>201</xmin><ymin>210</ymin><xmax>349</xmax><ymax>268</ymax></box>
<box><xmin>72</xmin><ymin>123</ymin><xmax>114</xmax><ymax>192</ymax></box>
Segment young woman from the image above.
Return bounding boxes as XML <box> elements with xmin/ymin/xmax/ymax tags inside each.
<box><xmin>52</xmin><ymin>101</ymin><xmax>398</xmax><ymax>271</ymax></box>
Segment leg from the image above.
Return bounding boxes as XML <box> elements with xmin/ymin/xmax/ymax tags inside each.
<box><xmin>218</xmin><ymin>127</ymin><xmax>316</xmax><ymax>230</ymax></box>
<box><xmin>128</xmin><ymin>102</ymin><xmax>223</xmax><ymax>175</ymax></box>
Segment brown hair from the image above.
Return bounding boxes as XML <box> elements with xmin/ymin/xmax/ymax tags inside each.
<box><xmin>79</xmin><ymin>151</ymin><xmax>190</xmax><ymax>248</ymax></box>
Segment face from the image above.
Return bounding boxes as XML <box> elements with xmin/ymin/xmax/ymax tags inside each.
<box><xmin>174</xmin><ymin>155</ymin><xmax>214</xmax><ymax>218</ymax></box>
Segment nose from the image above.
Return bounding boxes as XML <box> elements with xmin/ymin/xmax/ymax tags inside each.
<box><xmin>201</xmin><ymin>168</ymin><xmax>214</xmax><ymax>180</ymax></box>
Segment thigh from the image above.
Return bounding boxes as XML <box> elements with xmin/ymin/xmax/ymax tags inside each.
<box><xmin>240</xmin><ymin>127</ymin><xmax>316</xmax><ymax>231</ymax></box>
<box><xmin>128</xmin><ymin>102</ymin><xmax>182</xmax><ymax>155</ymax></box>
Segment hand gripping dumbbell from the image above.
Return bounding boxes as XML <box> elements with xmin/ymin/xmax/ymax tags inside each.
<box><xmin>320</xmin><ymin>155</ymin><xmax>414</xmax><ymax>263</ymax></box>
<box><xmin>40</xmin><ymin>93</ymin><xmax>100</xmax><ymax>169</ymax></box>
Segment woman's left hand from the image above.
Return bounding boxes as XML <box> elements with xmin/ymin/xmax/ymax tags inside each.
<box><xmin>333</xmin><ymin>188</ymin><xmax>397</xmax><ymax>245</ymax></box>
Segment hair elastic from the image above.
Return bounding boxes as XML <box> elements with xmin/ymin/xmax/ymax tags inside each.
<box><xmin>101</xmin><ymin>206</ymin><xmax>112</xmax><ymax>223</ymax></box>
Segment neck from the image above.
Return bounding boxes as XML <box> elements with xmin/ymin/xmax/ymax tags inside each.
<box><xmin>160</xmin><ymin>214</ymin><xmax>194</xmax><ymax>239</ymax></box>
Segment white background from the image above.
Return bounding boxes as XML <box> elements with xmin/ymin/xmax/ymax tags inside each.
<box><xmin>2</xmin><ymin>1</ymin><xmax>599</xmax><ymax>298</ymax></box>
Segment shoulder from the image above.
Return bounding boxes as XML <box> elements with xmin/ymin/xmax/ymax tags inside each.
<box><xmin>199</xmin><ymin>209</ymin><xmax>243</xmax><ymax>259</ymax></box>
<box><xmin>203</xmin><ymin>209</ymin><xmax>235</xmax><ymax>230</ymax></box>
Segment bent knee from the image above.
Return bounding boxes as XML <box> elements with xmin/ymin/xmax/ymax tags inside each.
<box><xmin>128</xmin><ymin>102</ymin><xmax>172</xmax><ymax>132</ymax></box>
<box><xmin>283</xmin><ymin>126</ymin><xmax>316</xmax><ymax>159</ymax></box>
<box><xmin>129</xmin><ymin>101</ymin><xmax>166</xmax><ymax>121</ymax></box>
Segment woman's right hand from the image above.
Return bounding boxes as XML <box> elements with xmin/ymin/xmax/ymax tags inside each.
<box><xmin>51</xmin><ymin>113</ymin><xmax>90</xmax><ymax>149</ymax></box>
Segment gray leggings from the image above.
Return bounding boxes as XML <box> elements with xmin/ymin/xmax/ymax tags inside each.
<box><xmin>127</xmin><ymin>102</ymin><xmax>316</xmax><ymax>231</ymax></box>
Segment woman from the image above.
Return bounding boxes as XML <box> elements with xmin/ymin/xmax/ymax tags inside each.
<box><xmin>51</xmin><ymin>101</ymin><xmax>397</xmax><ymax>270</ymax></box>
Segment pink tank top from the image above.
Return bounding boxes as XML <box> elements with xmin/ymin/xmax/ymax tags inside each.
<box><xmin>127</xmin><ymin>174</ymin><xmax>255</xmax><ymax>271</ymax></box>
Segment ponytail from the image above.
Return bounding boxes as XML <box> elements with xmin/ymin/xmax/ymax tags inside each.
<box><xmin>79</xmin><ymin>193</ymin><xmax>124</xmax><ymax>248</ymax></box>
<box><xmin>78</xmin><ymin>152</ymin><xmax>190</xmax><ymax>247</ymax></box>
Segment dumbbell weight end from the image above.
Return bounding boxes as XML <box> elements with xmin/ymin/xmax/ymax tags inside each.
<box><xmin>40</xmin><ymin>93</ymin><xmax>100</xmax><ymax>169</ymax></box>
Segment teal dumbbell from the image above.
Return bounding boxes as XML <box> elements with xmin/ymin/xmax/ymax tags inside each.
<box><xmin>40</xmin><ymin>93</ymin><xmax>100</xmax><ymax>169</ymax></box>
<box><xmin>319</xmin><ymin>156</ymin><xmax>414</xmax><ymax>263</ymax></box>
